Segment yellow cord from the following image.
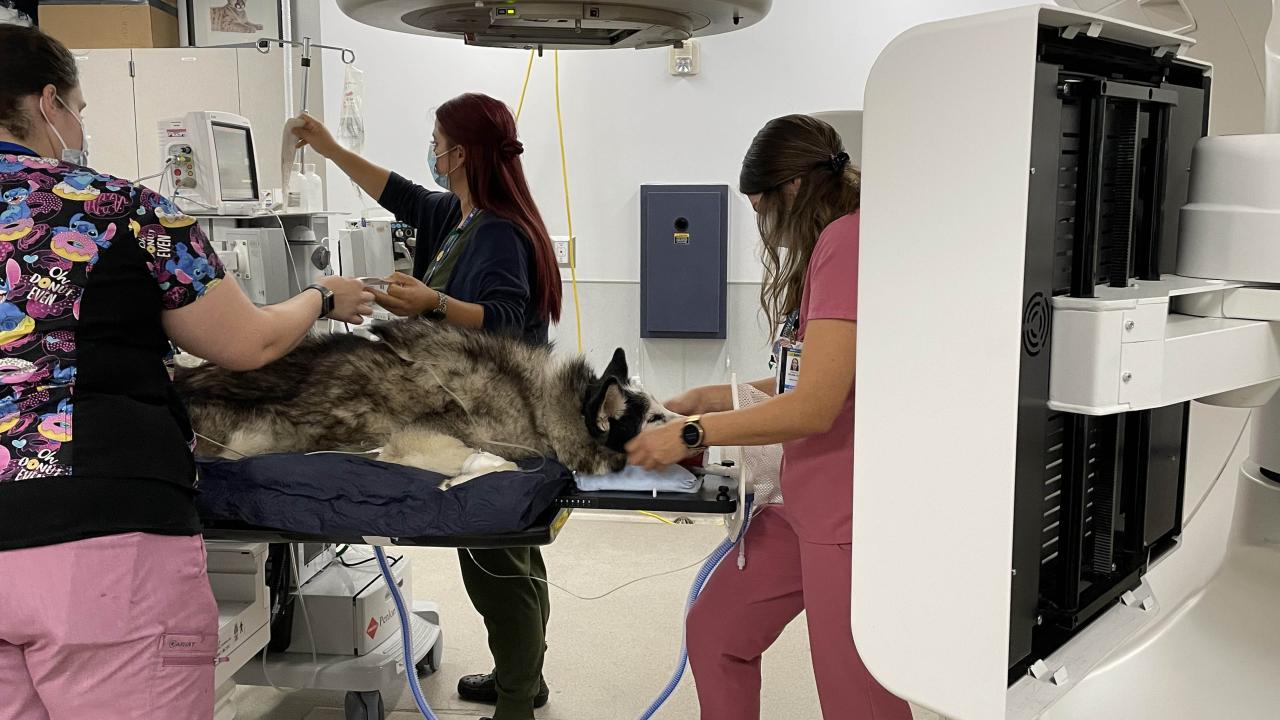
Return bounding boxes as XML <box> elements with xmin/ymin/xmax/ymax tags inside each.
<box><xmin>636</xmin><ymin>511</ymin><xmax>676</xmax><ymax>526</ymax></box>
<box><xmin>554</xmin><ymin>50</ymin><xmax>584</xmax><ymax>354</ymax></box>
<box><xmin>515</xmin><ymin>48</ymin><xmax>535</xmax><ymax>122</ymax></box>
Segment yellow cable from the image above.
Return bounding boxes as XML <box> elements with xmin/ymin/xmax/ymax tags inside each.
<box><xmin>636</xmin><ymin>511</ymin><xmax>676</xmax><ymax>526</ymax></box>
<box><xmin>554</xmin><ymin>50</ymin><xmax>584</xmax><ymax>354</ymax></box>
<box><xmin>515</xmin><ymin>48</ymin><xmax>535</xmax><ymax>122</ymax></box>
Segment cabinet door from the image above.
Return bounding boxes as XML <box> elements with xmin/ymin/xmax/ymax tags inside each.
<box><xmin>131</xmin><ymin>49</ymin><xmax>240</xmax><ymax>192</ymax></box>
<box><xmin>236</xmin><ymin>48</ymin><xmax>290</xmax><ymax>193</ymax></box>
<box><xmin>71</xmin><ymin>49</ymin><xmax>138</xmax><ymax>181</ymax></box>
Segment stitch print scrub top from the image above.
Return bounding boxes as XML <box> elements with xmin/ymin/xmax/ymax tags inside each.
<box><xmin>0</xmin><ymin>146</ymin><xmax>225</xmax><ymax>551</ymax></box>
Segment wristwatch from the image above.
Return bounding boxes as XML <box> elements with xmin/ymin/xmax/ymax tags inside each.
<box><xmin>428</xmin><ymin>291</ymin><xmax>449</xmax><ymax>320</ymax></box>
<box><xmin>681</xmin><ymin>415</ymin><xmax>707</xmax><ymax>450</ymax></box>
<box><xmin>306</xmin><ymin>283</ymin><xmax>334</xmax><ymax>319</ymax></box>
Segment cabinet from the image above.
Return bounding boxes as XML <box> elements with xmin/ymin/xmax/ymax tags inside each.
<box><xmin>71</xmin><ymin>47</ymin><xmax>299</xmax><ymax>196</ymax></box>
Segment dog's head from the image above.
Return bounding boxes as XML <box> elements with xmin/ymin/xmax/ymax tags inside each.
<box><xmin>583</xmin><ymin>348</ymin><xmax>674</xmax><ymax>453</ymax></box>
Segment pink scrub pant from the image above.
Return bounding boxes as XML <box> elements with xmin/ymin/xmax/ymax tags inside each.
<box><xmin>0</xmin><ymin>532</ymin><xmax>218</xmax><ymax>720</ymax></box>
<box><xmin>687</xmin><ymin>505</ymin><xmax>912</xmax><ymax>720</ymax></box>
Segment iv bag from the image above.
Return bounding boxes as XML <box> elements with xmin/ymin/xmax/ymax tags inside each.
<box><xmin>337</xmin><ymin>64</ymin><xmax>366</xmax><ymax>155</ymax></box>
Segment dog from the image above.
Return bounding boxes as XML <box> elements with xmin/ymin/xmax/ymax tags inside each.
<box><xmin>173</xmin><ymin>319</ymin><xmax>672</xmax><ymax>480</ymax></box>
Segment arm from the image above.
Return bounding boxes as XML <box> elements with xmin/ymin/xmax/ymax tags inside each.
<box><xmin>369</xmin><ymin>272</ymin><xmax>486</xmax><ymax>329</ymax></box>
<box><xmin>291</xmin><ymin>113</ymin><xmax>390</xmax><ymax>199</ymax></box>
<box><xmin>134</xmin><ymin>189</ymin><xmax>372</xmax><ymax>370</ymax></box>
<box><xmin>666</xmin><ymin>377</ymin><xmax>776</xmax><ymax>415</ymax></box>
<box><xmin>292</xmin><ymin>113</ymin><xmax>448</xmax><ymax>226</ymax></box>
<box><xmin>162</xmin><ymin>276</ymin><xmax>371</xmax><ymax>371</ymax></box>
<box><xmin>627</xmin><ymin>319</ymin><xmax>856</xmax><ymax>469</ymax></box>
<box><xmin>326</xmin><ymin>146</ymin><xmax>391</xmax><ymax>201</ymax></box>
<box><xmin>369</xmin><ymin>223</ymin><xmax>531</xmax><ymax>333</ymax></box>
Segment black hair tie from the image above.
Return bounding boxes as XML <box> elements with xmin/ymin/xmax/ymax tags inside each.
<box><xmin>829</xmin><ymin>151</ymin><xmax>850</xmax><ymax>173</ymax></box>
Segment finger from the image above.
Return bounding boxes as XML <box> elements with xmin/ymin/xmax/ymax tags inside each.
<box><xmin>359</xmin><ymin>290</ymin><xmax>376</xmax><ymax>303</ymax></box>
<box><xmin>368</xmin><ymin>288</ymin><xmax>392</xmax><ymax>303</ymax></box>
<box><xmin>356</xmin><ymin>303</ymin><xmax>374</xmax><ymax>316</ymax></box>
<box><xmin>388</xmin><ymin>272</ymin><xmax>416</xmax><ymax>285</ymax></box>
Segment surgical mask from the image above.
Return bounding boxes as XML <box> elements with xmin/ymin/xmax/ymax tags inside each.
<box><xmin>430</xmin><ymin>145</ymin><xmax>456</xmax><ymax>191</ymax></box>
<box><xmin>39</xmin><ymin>95</ymin><xmax>88</xmax><ymax>166</ymax></box>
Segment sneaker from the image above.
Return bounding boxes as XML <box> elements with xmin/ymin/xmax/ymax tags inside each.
<box><xmin>458</xmin><ymin>672</ymin><xmax>550</xmax><ymax>709</ymax></box>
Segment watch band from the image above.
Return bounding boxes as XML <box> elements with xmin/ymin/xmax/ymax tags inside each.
<box><xmin>429</xmin><ymin>291</ymin><xmax>449</xmax><ymax>320</ymax></box>
<box><xmin>306</xmin><ymin>283</ymin><xmax>334</xmax><ymax>319</ymax></box>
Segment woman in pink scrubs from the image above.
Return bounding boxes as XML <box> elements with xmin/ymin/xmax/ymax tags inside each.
<box><xmin>0</xmin><ymin>25</ymin><xmax>372</xmax><ymax>720</ymax></box>
<box><xmin>627</xmin><ymin>115</ymin><xmax>912</xmax><ymax>720</ymax></box>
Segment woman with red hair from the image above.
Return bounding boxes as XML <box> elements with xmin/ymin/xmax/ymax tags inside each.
<box><xmin>294</xmin><ymin>94</ymin><xmax>561</xmax><ymax>720</ymax></box>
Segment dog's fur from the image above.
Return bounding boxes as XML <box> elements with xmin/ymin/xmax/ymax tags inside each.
<box><xmin>174</xmin><ymin>320</ymin><xmax>670</xmax><ymax>477</ymax></box>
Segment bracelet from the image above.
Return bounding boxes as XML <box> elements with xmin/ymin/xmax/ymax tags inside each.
<box><xmin>429</xmin><ymin>291</ymin><xmax>449</xmax><ymax>320</ymax></box>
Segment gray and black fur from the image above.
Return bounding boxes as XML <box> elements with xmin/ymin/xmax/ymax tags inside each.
<box><xmin>174</xmin><ymin>320</ymin><xmax>671</xmax><ymax>476</ymax></box>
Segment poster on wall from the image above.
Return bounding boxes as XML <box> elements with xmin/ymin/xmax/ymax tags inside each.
<box><xmin>182</xmin><ymin>0</ymin><xmax>282</xmax><ymax>47</ymax></box>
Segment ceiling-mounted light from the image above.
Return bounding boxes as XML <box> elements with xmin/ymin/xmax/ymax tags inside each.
<box><xmin>335</xmin><ymin>0</ymin><xmax>772</xmax><ymax>50</ymax></box>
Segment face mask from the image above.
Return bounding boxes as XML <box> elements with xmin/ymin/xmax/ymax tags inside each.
<box><xmin>430</xmin><ymin>145</ymin><xmax>456</xmax><ymax>191</ymax></box>
<box><xmin>39</xmin><ymin>95</ymin><xmax>88</xmax><ymax>166</ymax></box>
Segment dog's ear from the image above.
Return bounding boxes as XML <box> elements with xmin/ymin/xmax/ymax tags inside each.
<box><xmin>603</xmin><ymin>348</ymin><xmax>628</xmax><ymax>381</ymax></box>
<box><xmin>586</xmin><ymin>377</ymin><xmax>627</xmax><ymax>433</ymax></box>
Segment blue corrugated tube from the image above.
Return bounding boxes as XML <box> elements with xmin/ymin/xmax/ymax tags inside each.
<box><xmin>639</xmin><ymin>496</ymin><xmax>754</xmax><ymax>719</ymax></box>
<box><xmin>376</xmin><ymin>546</ymin><xmax>440</xmax><ymax>720</ymax></box>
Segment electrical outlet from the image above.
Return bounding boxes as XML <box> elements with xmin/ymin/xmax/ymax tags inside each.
<box><xmin>553</xmin><ymin>236</ymin><xmax>575</xmax><ymax>268</ymax></box>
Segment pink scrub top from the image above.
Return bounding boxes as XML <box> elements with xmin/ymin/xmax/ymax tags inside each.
<box><xmin>779</xmin><ymin>212</ymin><xmax>859</xmax><ymax>545</ymax></box>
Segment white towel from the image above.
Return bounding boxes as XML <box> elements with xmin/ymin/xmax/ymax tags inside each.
<box><xmin>575</xmin><ymin>464</ymin><xmax>700</xmax><ymax>494</ymax></box>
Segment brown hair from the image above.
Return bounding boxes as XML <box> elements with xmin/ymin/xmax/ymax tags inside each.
<box><xmin>0</xmin><ymin>24</ymin><xmax>78</xmax><ymax>138</ymax></box>
<box><xmin>739</xmin><ymin>114</ymin><xmax>861</xmax><ymax>324</ymax></box>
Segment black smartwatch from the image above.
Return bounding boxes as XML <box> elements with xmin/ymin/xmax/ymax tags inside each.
<box><xmin>681</xmin><ymin>415</ymin><xmax>706</xmax><ymax>450</ymax></box>
<box><xmin>306</xmin><ymin>283</ymin><xmax>334</xmax><ymax>319</ymax></box>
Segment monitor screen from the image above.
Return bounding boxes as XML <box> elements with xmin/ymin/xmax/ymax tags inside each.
<box><xmin>211</xmin><ymin>122</ymin><xmax>259</xmax><ymax>202</ymax></box>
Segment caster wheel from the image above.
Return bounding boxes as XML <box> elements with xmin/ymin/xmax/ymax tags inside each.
<box><xmin>416</xmin><ymin>630</ymin><xmax>443</xmax><ymax>677</ymax></box>
<box><xmin>344</xmin><ymin>690</ymin><xmax>385</xmax><ymax>720</ymax></box>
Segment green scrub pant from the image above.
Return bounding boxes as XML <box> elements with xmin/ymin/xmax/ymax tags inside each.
<box><xmin>458</xmin><ymin>547</ymin><xmax>550</xmax><ymax>720</ymax></box>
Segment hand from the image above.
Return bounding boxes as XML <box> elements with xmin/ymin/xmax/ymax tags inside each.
<box><xmin>626</xmin><ymin>422</ymin><xmax>693</xmax><ymax>471</ymax></box>
<box><xmin>664</xmin><ymin>388</ymin><xmax>707</xmax><ymax>417</ymax></box>
<box><xmin>317</xmin><ymin>275</ymin><xmax>375</xmax><ymax>324</ymax></box>
<box><xmin>291</xmin><ymin>112</ymin><xmax>342</xmax><ymax>159</ymax></box>
<box><xmin>369</xmin><ymin>271</ymin><xmax>437</xmax><ymax>317</ymax></box>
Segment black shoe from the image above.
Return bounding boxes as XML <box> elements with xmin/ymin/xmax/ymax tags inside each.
<box><xmin>458</xmin><ymin>672</ymin><xmax>550</xmax><ymax>708</ymax></box>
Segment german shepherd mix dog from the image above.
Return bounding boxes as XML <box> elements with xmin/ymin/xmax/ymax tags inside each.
<box><xmin>174</xmin><ymin>320</ymin><xmax>672</xmax><ymax>478</ymax></box>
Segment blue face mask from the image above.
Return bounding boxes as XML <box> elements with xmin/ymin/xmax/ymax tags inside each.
<box><xmin>430</xmin><ymin>145</ymin><xmax>456</xmax><ymax>191</ymax></box>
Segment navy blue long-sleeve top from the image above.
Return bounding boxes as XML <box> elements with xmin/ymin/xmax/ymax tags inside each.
<box><xmin>379</xmin><ymin>173</ymin><xmax>549</xmax><ymax>345</ymax></box>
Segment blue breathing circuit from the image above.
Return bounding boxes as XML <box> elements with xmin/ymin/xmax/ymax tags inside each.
<box><xmin>375</xmin><ymin>546</ymin><xmax>440</xmax><ymax>720</ymax></box>
<box><xmin>378</xmin><ymin>496</ymin><xmax>753</xmax><ymax>720</ymax></box>
<box><xmin>639</xmin><ymin>495</ymin><xmax>754</xmax><ymax>720</ymax></box>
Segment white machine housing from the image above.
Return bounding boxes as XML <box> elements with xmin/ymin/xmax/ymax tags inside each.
<box><xmin>158</xmin><ymin>111</ymin><xmax>263</xmax><ymax>216</ymax></box>
<box><xmin>335</xmin><ymin>0</ymin><xmax>771</xmax><ymax>50</ymax></box>
<box><xmin>208</xmin><ymin>228</ymin><xmax>292</xmax><ymax>305</ymax></box>
<box><xmin>339</xmin><ymin>219</ymin><xmax>397</xmax><ymax>280</ymax></box>
<box><xmin>287</xmin><ymin>552</ymin><xmax>414</xmax><ymax>657</ymax></box>
<box><xmin>853</xmin><ymin>5</ymin><xmax>1231</xmax><ymax>719</ymax></box>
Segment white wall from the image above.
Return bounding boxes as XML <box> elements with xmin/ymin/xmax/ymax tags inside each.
<box><xmin>316</xmin><ymin>0</ymin><xmax>1032</xmax><ymax>398</ymax></box>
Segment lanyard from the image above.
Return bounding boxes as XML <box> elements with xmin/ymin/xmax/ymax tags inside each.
<box><xmin>424</xmin><ymin>208</ymin><xmax>482</xmax><ymax>286</ymax></box>
<box><xmin>768</xmin><ymin>310</ymin><xmax>802</xmax><ymax>370</ymax></box>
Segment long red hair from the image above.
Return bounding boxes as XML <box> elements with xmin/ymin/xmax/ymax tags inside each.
<box><xmin>436</xmin><ymin>93</ymin><xmax>562</xmax><ymax>324</ymax></box>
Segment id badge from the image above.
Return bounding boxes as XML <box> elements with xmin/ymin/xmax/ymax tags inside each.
<box><xmin>776</xmin><ymin>341</ymin><xmax>803</xmax><ymax>394</ymax></box>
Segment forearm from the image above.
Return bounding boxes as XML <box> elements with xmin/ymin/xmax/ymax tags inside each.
<box><xmin>689</xmin><ymin>377</ymin><xmax>777</xmax><ymax>413</ymax></box>
<box><xmin>437</xmin><ymin>294</ymin><xmax>485</xmax><ymax>329</ymax></box>
<box><xmin>329</xmin><ymin>147</ymin><xmax>391</xmax><ymax>200</ymax></box>
<box><xmin>700</xmin><ymin>388</ymin><xmax>837</xmax><ymax>447</ymax></box>
<box><xmin>251</xmin><ymin>290</ymin><xmax>324</xmax><ymax>362</ymax></box>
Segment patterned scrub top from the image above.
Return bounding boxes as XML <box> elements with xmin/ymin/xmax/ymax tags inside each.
<box><xmin>0</xmin><ymin>144</ymin><xmax>226</xmax><ymax>551</ymax></box>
